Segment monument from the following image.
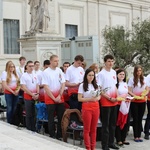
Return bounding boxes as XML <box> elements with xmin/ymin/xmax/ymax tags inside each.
<box><xmin>27</xmin><ymin>0</ymin><xmax>50</xmax><ymax>34</ymax></box>
<box><xmin>18</xmin><ymin>0</ymin><xmax>63</xmax><ymax>64</ymax></box>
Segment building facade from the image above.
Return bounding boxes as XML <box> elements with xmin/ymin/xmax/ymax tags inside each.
<box><xmin>0</xmin><ymin>0</ymin><xmax>150</xmax><ymax>72</ymax></box>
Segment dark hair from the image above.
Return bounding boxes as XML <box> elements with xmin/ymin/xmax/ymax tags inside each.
<box><xmin>114</xmin><ymin>66</ymin><xmax>120</xmax><ymax>71</ymax></box>
<box><xmin>24</xmin><ymin>65</ymin><xmax>27</xmax><ymax>72</ymax></box>
<box><xmin>60</xmin><ymin>66</ymin><xmax>64</xmax><ymax>72</ymax></box>
<box><xmin>104</xmin><ymin>54</ymin><xmax>114</xmax><ymax>62</ymax></box>
<box><xmin>83</xmin><ymin>68</ymin><xmax>98</xmax><ymax>92</ymax></box>
<box><xmin>50</xmin><ymin>55</ymin><xmax>58</xmax><ymax>61</ymax></box>
<box><xmin>133</xmin><ymin>65</ymin><xmax>144</xmax><ymax>87</ymax></box>
<box><xmin>116</xmin><ymin>69</ymin><xmax>126</xmax><ymax>89</ymax></box>
<box><xmin>74</xmin><ymin>55</ymin><xmax>84</xmax><ymax>62</ymax></box>
<box><xmin>34</xmin><ymin>61</ymin><xmax>40</xmax><ymax>65</ymax></box>
<box><xmin>63</xmin><ymin>62</ymin><xmax>70</xmax><ymax>66</ymax></box>
<box><xmin>26</xmin><ymin>60</ymin><xmax>33</xmax><ymax>65</ymax></box>
<box><xmin>19</xmin><ymin>56</ymin><xmax>26</xmax><ymax>61</ymax></box>
<box><xmin>43</xmin><ymin>60</ymin><xmax>50</xmax><ymax>66</ymax></box>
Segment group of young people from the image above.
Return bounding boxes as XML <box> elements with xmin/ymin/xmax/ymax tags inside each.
<box><xmin>78</xmin><ymin>54</ymin><xmax>150</xmax><ymax>150</ymax></box>
<box><xmin>1</xmin><ymin>54</ymin><xmax>150</xmax><ymax>150</ymax></box>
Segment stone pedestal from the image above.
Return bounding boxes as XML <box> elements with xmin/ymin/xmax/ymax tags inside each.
<box><xmin>18</xmin><ymin>33</ymin><xmax>64</xmax><ymax>65</ymax></box>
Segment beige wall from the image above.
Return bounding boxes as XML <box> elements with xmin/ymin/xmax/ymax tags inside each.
<box><xmin>0</xmin><ymin>0</ymin><xmax>150</xmax><ymax>73</ymax></box>
<box><xmin>0</xmin><ymin>0</ymin><xmax>27</xmax><ymax>74</ymax></box>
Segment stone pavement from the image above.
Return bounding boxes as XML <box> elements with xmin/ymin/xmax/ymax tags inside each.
<box><xmin>0</xmin><ymin>121</ymin><xmax>84</xmax><ymax>150</ymax></box>
<box><xmin>0</xmin><ymin>120</ymin><xmax>150</xmax><ymax>150</ymax></box>
<box><xmin>74</xmin><ymin>124</ymin><xmax>150</xmax><ymax>150</ymax></box>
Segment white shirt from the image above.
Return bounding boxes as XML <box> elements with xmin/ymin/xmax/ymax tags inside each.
<box><xmin>128</xmin><ymin>77</ymin><xmax>147</xmax><ymax>95</ymax></box>
<box><xmin>33</xmin><ymin>70</ymin><xmax>43</xmax><ymax>85</ymax></box>
<box><xmin>42</xmin><ymin>67</ymin><xmax>65</xmax><ymax>93</ymax></box>
<box><xmin>118</xmin><ymin>81</ymin><xmax>128</xmax><ymax>96</ymax></box>
<box><xmin>20</xmin><ymin>72</ymin><xmax>39</xmax><ymax>93</ymax></box>
<box><xmin>1</xmin><ymin>71</ymin><xmax>18</xmax><ymax>88</ymax></box>
<box><xmin>146</xmin><ymin>74</ymin><xmax>150</xmax><ymax>99</ymax></box>
<box><xmin>0</xmin><ymin>71</ymin><xmax>6</xmax><ymax>81</ymax></box>
<box><xmin>63</xmin><ymin>72</ymin><xmax>68</xmax><ymax>90</ymax></box>
<box><xmin>78</xmin><ymin>83</ymin><xmax>99</xmax><ymax>110</ymax></box>
<box><xmin>78</xmin><ymin>83</ymin><xmax>97</xmax><ymax>98</ymax></box>
<box><xmin>146</xmin><ymin>74</ymin><xmax>150</xmax><ymax>87</ymax></box>
<box><xmin>97</xmin><ymin>68</ymin><xmax>117</xmax><ymax>106</ymax></box>
<box><xmin>97</xmin><ymin>68</ymin><xmax>117</xmax><ymax>96</ymax></box>
<box><xmin>16</xmin><ymin>66</ymin><xmax>25</xmax><ymax>78</ymax></box>
<box><xmin>65</xmin><ymin>65</ymin><xmax>84</xmax><ymax>84</ymax></box>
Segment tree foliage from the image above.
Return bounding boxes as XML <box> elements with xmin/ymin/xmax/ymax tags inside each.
<box><xmin>102</xmin><ymin>19</ymin><xmax>150</xmax><ymax>71</ymax></box>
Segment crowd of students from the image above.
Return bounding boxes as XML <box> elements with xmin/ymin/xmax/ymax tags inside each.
<box><xmin>1</xmin><ymin>54</ymin><xmax>150</xmax><ymax>150</ymax></box>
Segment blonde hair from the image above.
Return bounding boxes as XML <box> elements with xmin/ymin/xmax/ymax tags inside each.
<box><xmin>82</xmin><ymin>61</ymin><xmax>87</xmax><ymax>69</ymax></box>
<box><xmin>89</xmin><ymin>63</ymin><xmax>99</xmax><ymax>73</ymax></box>
<box><xmin>6</xmin><ymin>61</ymin><xmax>19</xmax><ymax>84</ymax></box>
<box><xmin>5</xmin><ymin>61</ymin><xmax>12</xmax><ymax>71</ymax></box>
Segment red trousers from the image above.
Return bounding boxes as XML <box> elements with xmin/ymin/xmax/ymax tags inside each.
<box><xmin>82</xmin><ymin>108</ymin><xmax>100</xmax><ymax>150</ymax></box>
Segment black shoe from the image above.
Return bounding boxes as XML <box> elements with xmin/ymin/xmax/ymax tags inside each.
<box><xmin>144</xmin><ymin>135</ymin><xmax>149</xmax><ymax>140</ymax></box>
<box><xmin>109</xmin><ymin>144</ymin><xmax>119</xmax><ymax>149</ymax></box>
<box><xmin>102</xmin><ymin>146</ymin><xmax>110</xmax><ymax>150</ymax></box>
<box><xmin>123</xmin><ymin>141</ymin><xmax>130</xmax><ymax>145</ymax></box>
<box><xmin>49</xmin><ymin>136</ymin><xmax>55</xmax><ymax>139</ymax></box>
<box><xmin>56</xmin><ymin>137</ymin><xmax>62</xmax><ymax>141</ymax></box>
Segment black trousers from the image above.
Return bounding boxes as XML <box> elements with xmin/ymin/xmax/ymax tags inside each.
<box><xmin>130</xmin><ymin>102</ymin><xmax>146</xmax><ymax>138</ymax></box>
<box><xmin>69</xmin><ymin>94</ymin><xmax>82</xmax><ymax>111</ymax></box>
<box><xmin>115</xmin><ymin>105</ymin><xmax>130</xmax><ymax>142</ymax></box>
<box><xmin>47</xmin><ymin>103</ymin><xmax>65</xmax><ymax>138</ymax></box>
<box><xmin>24</xmin><ymin>99</ymin><xmax>35</xmax><ymax>131</ymax></box>
<box><xmin>144</xmin><ymin>101</ymin><xmax>150</xmax><ymax>135</ymax></box>
<box><xmin>101</xmin><ymin>106</ymin><xmax>117</xmax><ymax>148</ymax></box>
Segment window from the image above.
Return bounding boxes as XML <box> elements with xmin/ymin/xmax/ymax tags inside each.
<box><xmin>3</xmin><ymin>19</ymin><xmax>20</xmax><ymax>54</ymax></box>
<box><xmin>65</xmin><ymin>24</ymin><xmax>78</xmax><ymax>38</ymax></box>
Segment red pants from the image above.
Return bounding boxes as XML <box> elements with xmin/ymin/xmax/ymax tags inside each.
<box><xmin>82</xmin><ymin>108</ymin><xmax>100</xmax><ymax>150</ymax></box>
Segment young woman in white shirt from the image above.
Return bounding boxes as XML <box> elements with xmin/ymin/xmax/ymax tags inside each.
<box><xmin>128</xmin><ymin>65</ymin><xmax>148</xmax><ymax>142</ymax></box>
<box><xmin>115</xmin><ymin>69</ymin><xmax>130</xmax><ymax>146</ymax></box>
<box><xmin>1</xmin><ymin>61</ymin><xmax>20</xmax><ymax>124</ymax></box>
<box><xmin>78</xmin><ymin>68</ymin><xmax>100</xmax><ymax>150</ymax></box>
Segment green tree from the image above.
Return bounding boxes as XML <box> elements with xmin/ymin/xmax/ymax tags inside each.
<box><xmin>102</xmin><ymin>19</ymin><xmax>150</xmax><ymax>71</ymax></box>
<box><xmin>132</xmin><ymin>19</ymin><xmax>150</xmax><ymax>71</ymax></box>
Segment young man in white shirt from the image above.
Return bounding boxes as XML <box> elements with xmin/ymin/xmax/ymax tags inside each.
<box><xmin>20</xmin><ymin>61</ymin><xmax>39</xmax><ymax>132</ymax></box>
<box><xmin>65</xmin><ymin>55</ymin><xmax>84</xmax><ymax>111</ymax></box>
<box><xmin>33</xmin><ymin>61</ymin><xmax>43</xmax><ymax>85</ymax></box>
<box><xmin>42</xmin><ymin>55</ymin><xmax>65</xmax><ymax>139</ymax></box>
<box><xmin>43</xmin><ymin>60</ymin><xmax>50</xmax><ymax>70</ymax></box>
<box><xmin>63</xmin><ymin>62</ymin><xmax>70</xmax><ymax>74</ymax></box>
<box><xmin>16</xmin><ymin>56</ymin><xmax>26</xmax><ymax>78</ymax></box>
<box><xmin>38</xmin><ymin>60</ymin><xmax>50</xmax><ymax>102</ymax></box>
<box><xmin>62</xmin><ymin>62</ymin><xmax>70</xmax><ymax>102</ymax></box>
<box><xmin>33</xmin><ymin>61</ymin><xmax>44</xmax><ymax>102</ymax></box>
<box><xmin>16</xmin><ymin>56</ymin><xmax>26</xmax><ymax>99</ymax></box>
<box><xmin>33</xmin><ymin>61</ymin><xmax>42</xmax><ymax>74</ymax></box>
<box><xmin>97</xmin><ymin>55</ymin><xmax>119</xmax><ymax>150</ymax></box>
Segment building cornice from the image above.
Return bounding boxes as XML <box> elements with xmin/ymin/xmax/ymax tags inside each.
<box><xmin>77</xmin><ymin>0</ymin><xmax>150</xmax><ymax>8</ymax></box>
<box><xmin>104</xmin><ymin>0</ymin><xmax>150</xmax><ymax>8</ymax></box>
<box><xmin>4</xmin><ymin>0</ymin><xmax>24</xmax><ymax>3</ymax></box>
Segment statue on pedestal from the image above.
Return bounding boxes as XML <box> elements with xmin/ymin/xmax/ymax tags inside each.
<box><xmin>27</xmin><ymin>0</ymin><xmax>50</xmax><ymax>35</ymax></box>
<box><xmin>38</xmin><ymin>0</ymin><xmax>50</xmax><ymax>32</ymax></box>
